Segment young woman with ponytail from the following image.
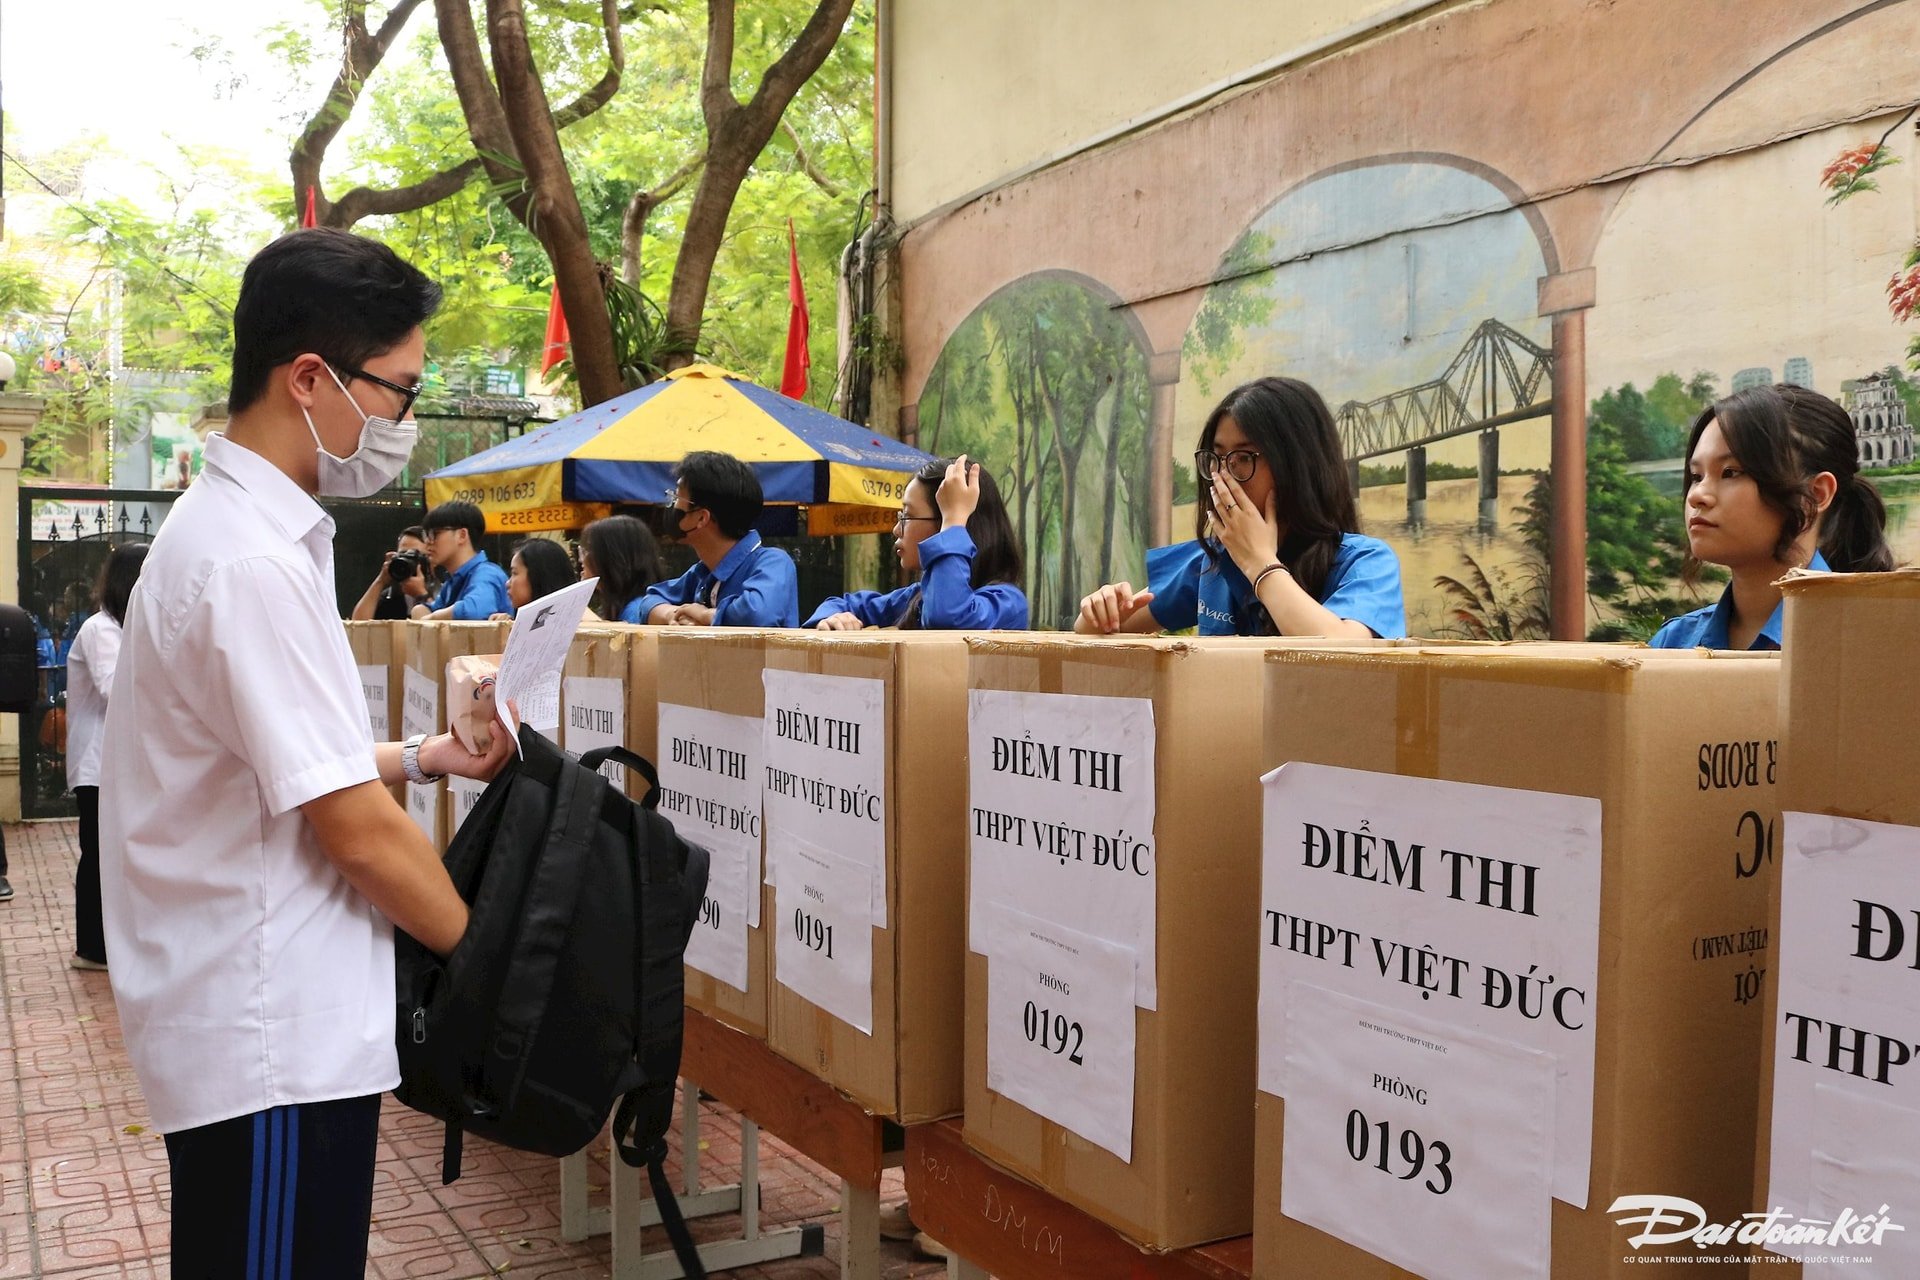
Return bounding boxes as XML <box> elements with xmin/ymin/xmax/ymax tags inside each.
<box><xmin>1651</xmin><ymin>383</ymin><xmax>1894</xmax><ymax>650</ymax></box>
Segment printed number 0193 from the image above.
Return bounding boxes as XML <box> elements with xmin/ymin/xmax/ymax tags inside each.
<box><xmin>1345</xmin><ymin>1109</ymin><xmax>1452</xmax><ymax>1195</ymax></box>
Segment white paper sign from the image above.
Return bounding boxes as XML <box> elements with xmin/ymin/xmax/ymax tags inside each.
<box><xmin>983</xmin><ymin>902</ymin><xmax>1137</xmax><ymax>1161</ymax></box>
<box><xmin>1769</xmin><ymin>812</ymin><xmax>1920</xmax><ymax>1266</ymax></box>
<box><xmin>1282</xmin><ymin>982</ymin><xmax>1555</xmax><ymax>1280</ymax></box>
<box><xmin>761</xmin><ymin>670</ymin><xmax>887</xmax><ymax>925</ymax></box>
<box><xmin>448</xmin><ymin>774</ymin><xmax>486</xmax><ymax>834</ymax></box>
<box><xmin>401</xmin><ymin>665</ymin><xmax>440</xmax><ymax>840</ymax></box>
<box><xmin>772</xmin><ymin>836</ymin><xmax>873</xmax><ymax>1034</ymax></box>
<box><xmin>358</xmin><ymin>664</ymin><xmax>391</xmax><ymax>741</ymax></box>
<box><xmin>658</xmin><ymin>703</ymin><xmax>765</xmax><ymax>928</ymax></box>
<box><xmin>494</xmin><ymin>577</ymin><xmax>597</xmax><ymax>745</ymax></box>
<box><xmin>564</xmin><ymin>676</ymin><xmax>628</xmax><ymax>790</ymax></box>
<box><xmin>684</xmin><ymin>835</ymin><xmax>752</xmax><ymax>992</ymax></box>
<box><xmin>967</xmin><ymin>689</ymin><xmax>1158</xmax><ymax>1009</ymax></box>
<box><xmin>1259</xmin><ymin>763</ymin><xmax>1601</xmax><ymax>1208</ymax></box>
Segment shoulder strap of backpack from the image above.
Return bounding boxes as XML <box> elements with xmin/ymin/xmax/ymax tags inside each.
<box><xmin>578</xmin><ymin>745</ymin><xmax>662</xmax><ymax>809</ymax></box>
<box><xmin>469</xmin><ymin>750</ymin><xmax>609</xmax><ymax>1118</ymax></box>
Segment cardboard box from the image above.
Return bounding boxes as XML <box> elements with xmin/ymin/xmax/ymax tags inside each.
<box><xmin>560</xmin><ymin>624</ymin><xmax>656</xmax><ymax>801</ymax></box>
<box><xmin>398</xmin><ymin>621</ymin><xmax>506</xmax><ymax>849</ymax></box>
<box><xmin>345</xmin><ymin>620</ymin><xmax>402</xmax><ymax>803</ymax></box>
<box><xmin>762</xmin><ymin>631</ymin><xmax>971</xmax><ymax>1123</ymax></box>
<box><xmin>656</xmin><ymin>629</ymin><xmax>777</xmax><ymax>1041</ymax></box>
<box><xmin>1753</xmin><ymin>571</ymin><xmax>1920</xmax><ymax>1275</ymax></box>
<box><xmin>1254</xmin><ymin>645</ymin><xmax>1780</xmax><ymax>1278</ymax></box>
<box><xmin>963</xmin><ymin>636</ymin><xmax>1358</xmax><ymax>1250</ymax></box>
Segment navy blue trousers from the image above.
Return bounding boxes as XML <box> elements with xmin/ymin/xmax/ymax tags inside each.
<box><xmin>162</xmin><ymin>1093</ymin><xmax>381</xmax><ymax>1278</ymax></box>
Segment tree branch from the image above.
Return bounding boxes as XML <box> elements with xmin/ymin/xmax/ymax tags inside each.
<box><xmin>435</xmin><ymin>0</ymin><xmax>531</xmax><ymax>225</ymax></box>
<box><xmin>290</xmin><ymin>0</ymin><xmax>430</xmax><ymax>224</ymax></box>
<box><xmin>664</xmin><ymin>0</ymin><xmax>854</xmax><ymax>361</ymax></box>
<box><xmin>701</xmin><ymin>0</ymin><xmax>739</xmax><ymax>122</ymax></box>
<box><xmin>620</xmin><ymin>150</ymin><xmax>707</xmax><ymax>285</ymax></box>
<box><xmin>329</xmin><ymin>157</ymin><xmax>485</xmax><ymax>224</ymax></box>
<box><xmin>551</xmin><ymin>0</ymin><xmax>627</xmax><ymax>129</ymax></box>
<box><xmin>781</xmin><ymin>119</ymin><xmax>841</xmax><ymax>197</ymax></box>
<box><xmin>485</xmin><ymin>0</ymin><xmax>623</xmax><ymax>405</ymax></box>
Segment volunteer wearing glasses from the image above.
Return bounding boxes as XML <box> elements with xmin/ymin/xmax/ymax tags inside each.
<box><xmin>629</xmin><ymin>450</ymin><xmax>799</xmax><ymax>627</ymax></box>
<box><xmin>413</xmin><ymin>500</ymin><xmax>513</xmax><ymax>621</ymax></box>
<box><xmin>1076</xmin><ymin>375</ymin><xmax>1405</xmax><ymax>638</ymax></box>
<box><xmin>806</xmin><ymin>454</ymin><xmax>1028</xmax><ymax>630</ymax></box>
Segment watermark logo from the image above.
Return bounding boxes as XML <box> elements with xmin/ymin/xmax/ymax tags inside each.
<box><xmin>1609</xmin><ymin>1195</ymin><xmax>1904</xmax><ymax>1252</ymax></box>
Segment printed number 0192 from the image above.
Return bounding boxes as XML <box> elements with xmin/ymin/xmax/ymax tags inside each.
<box><xmin>1021</xmin><ymin>1001</ymin><xmax>1084</xmax><ymax>1065</ymax></box>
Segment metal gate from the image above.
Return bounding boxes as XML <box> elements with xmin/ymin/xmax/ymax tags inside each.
<box><xmin>17</xmin><ymin>484</ymin><xmax>430</xmax><ymax>818</ymax></box>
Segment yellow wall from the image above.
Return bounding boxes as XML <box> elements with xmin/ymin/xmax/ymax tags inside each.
<box><xmin>887</xmin><ymin>0</ymin><xmax>1437</xmax><ymax>221</ymax></box>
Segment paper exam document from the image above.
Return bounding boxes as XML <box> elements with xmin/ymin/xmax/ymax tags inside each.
<box><xmin>492</xmin><ymin>576</ymin><xmax>599</xmax><ymax>754</ymax></box>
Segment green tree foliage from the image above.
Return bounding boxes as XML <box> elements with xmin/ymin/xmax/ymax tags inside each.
<box><xmin>2</xmin><ymin>147</ymin><xmax>262</xmax><ymax>480</ymax></box>
<box><xmin>1587</xmin><ymin>370</ymin><xmax>1715</xmax><ymax>463</ymax></box>
<box><xmin>919</xmin><ymin>279</ymin><xmax>1153</xmax><ymax>628</ymax></box>
<box><xmin>1182</xmin><ymin>230</ymin><xmax>1279</xmax><ymax>398</ymax></box>
<box><xmin>320</xmin><ymin>0</ymin><xmax>871</xmax><ymax>401</ymax></box>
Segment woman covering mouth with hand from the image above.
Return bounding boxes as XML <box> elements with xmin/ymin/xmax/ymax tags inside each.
<box><xmin>1651</xmin><ymin>383</ymin><xmax>1894</xmax><ymax>651</ymax></box>
<box><xmin>805</xmin><ymin>454</ymin><xmax>1028</xmax><ymax>631</ymax></box>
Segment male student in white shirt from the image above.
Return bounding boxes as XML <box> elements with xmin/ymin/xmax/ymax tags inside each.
<box><xmin>99</xmin><ymin>227</ymin><xmax>514</xmax><ymax>1277</ymax></box>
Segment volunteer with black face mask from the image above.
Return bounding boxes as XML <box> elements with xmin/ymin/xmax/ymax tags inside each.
<box><xmin>628</xmin><ymin>450</ymin><xmax>800</xmax><ymax>627</ymax></box>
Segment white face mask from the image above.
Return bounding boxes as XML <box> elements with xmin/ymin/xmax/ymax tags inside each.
<box><xmin>301</xmin><ymin>364</ymin><xmax>419</xmax><ymax>498</ymax></box>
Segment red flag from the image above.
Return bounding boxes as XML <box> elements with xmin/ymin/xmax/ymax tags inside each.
<box><xmin>541</xmin><ymin>284</ymin><xmax>571</xmax><ymax>377</ymax></box>
<box><xmin>301</xmin><ymin>186</ymin><xmax>317</xmax><ymax>229</ymax></box>
<box><xmin>780</xmin><ymin>219</ymin><xmax>810</xmax><ymax>400</ymax></box>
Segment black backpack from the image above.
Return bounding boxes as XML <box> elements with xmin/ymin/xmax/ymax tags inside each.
<box><xmin>0</xmin><ymin>604</ymin><xmax>41</xmax><ymax>713</ymax></box>
<box><xmin>393</xmin><ymin>724</ymin><xmax>710</xmax><ymax>1276</ymax></box>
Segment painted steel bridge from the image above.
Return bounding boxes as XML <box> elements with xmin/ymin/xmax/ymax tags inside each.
<box><xmin>1334</xmin><ymin>318</ymin><xmax>1554</xmax><ymax>463</ymax></box>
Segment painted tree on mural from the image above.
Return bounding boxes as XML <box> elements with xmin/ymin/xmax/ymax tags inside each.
<box><xmin>919</xmin><ymin>278</ymin><xmax>1152</xmax><ymax>628</ymax></box>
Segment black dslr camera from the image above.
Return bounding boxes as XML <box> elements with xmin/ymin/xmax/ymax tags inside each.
<box><xmin>389</xmin><ymin>548</ymin><xmax>430</xmax><ymax>583</ymax></box>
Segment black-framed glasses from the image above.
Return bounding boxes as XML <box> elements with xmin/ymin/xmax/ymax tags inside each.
<box><xmin>1196</xmin><ymin>449</ymin><xmax>1262</xmax><ymax>484</ymax></box>
<box><xmin>894</xmin><ymin>513</ymin><xmax>940</xmax><ymax>528</ymax></box>
<box><xmin>335</xmin><ymin>363</ymin><xmax>423</xmax><ymax>419</ymax></box>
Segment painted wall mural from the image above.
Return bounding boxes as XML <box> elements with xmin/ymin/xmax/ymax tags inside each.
<box><xmin>899</xmin><ymin>0</ymin><xmax>1920</xmax><ymax>639</ymax></box>
<box><xmin>917</xmin><ymin>275</ymin><xmax>1153</xmax><ymax>630</ymax></box>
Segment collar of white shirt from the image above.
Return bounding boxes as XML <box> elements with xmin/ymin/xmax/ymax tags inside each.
<box><xmin>201</xmin><ymin>432</ymin><xmax>334</xmax><ymax>548</ymax></box>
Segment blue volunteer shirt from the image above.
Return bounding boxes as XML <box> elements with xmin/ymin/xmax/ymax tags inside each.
<box><xmin>429</xmin><ymin>549</ymin><xmax>513</xmax><ymax>621</ymax></box>
<box><xmin>1144</xmin><ymin>534</ymin><xmax>1407</xmax><ymax>638</ymax></box>
<box><xmin>802</xmin><ymin>527</ymin><xmax>1030</xmax><ymax>630</ymax></box>
<box><xmin>625</xmin><ymin>529</ymin><xmax>799</xmax><ymax>627</ymax></box>
<box><xmin>1647</xmin><ymin>551</ymin><xmax>1830</xmax><ymax>650</ymax></box>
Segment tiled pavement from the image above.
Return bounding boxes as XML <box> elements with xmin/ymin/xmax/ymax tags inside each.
<box><xmin>0</xmin><ymin>820</ymin><xmax>945</xmax><ymax>1278</ymax></box>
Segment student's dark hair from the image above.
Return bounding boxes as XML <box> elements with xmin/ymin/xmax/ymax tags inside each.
<box><xmin>227</xmin><ymin>228</ymin><xmax>441</xmax><ymax>415</ymax></box>
<box><xmin>1196</xmin><ymin>376</ymin><xmax>1359</xmax><ymax>622</ymax></box>
<box><xmin>96</xmin><ymin>543</ymin><xmax>150</xmax><ymax>627</ymax></box>
<box><xmin>1684</xmin><ymin>383</ymin><xmax>1894</xmax><ymax>575</ymax></box>
<box><xmin>423</xmin><ymin>500</ymin><xmax>487</xmax><ymax>543</ymax></box>
<box><xmin>511</xmin><ymin>537</ymin><xmax>577</xmax><ymax>605</ymax></box>
<box><xmin>901</xmin><ymin>458</ymin><xmax>1024</xmax><ymax>630</ymax></box>
<box><xmin>399</xmin><ymin>524</ymin><xmax>427</xmax><ymax>545</ymax></box>
<box><xmin>582</xmin><ymin>515</ymin><xmax>666</xmax><ymax>618</ymax></box>
<box><xmin>676</xmin><ymin>450</ymin><xmax>764</xmax><ymax>540</ymax></box>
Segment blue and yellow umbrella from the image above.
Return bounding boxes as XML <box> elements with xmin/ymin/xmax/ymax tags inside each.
<box><xmin>424</xmin><ymin>364</ymin><xmax>937</xmax><ymax>535</ymax></box>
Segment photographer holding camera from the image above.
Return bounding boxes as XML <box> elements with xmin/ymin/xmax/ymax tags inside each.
<box><xmin>350</xmin><ymin>525</ymin><xmax>434</xmax><ymax>621</ymax></box>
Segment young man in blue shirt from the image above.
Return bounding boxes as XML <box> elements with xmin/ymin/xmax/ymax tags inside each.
<box><xmin>414</xmin><ymin>500</ymin><xmax>513</xmax><ymax>620</ymax></box>
<box><xmin>629</xmin><ymin>451</ymin><xmax>799</xmax><ymax>627</ymax></box>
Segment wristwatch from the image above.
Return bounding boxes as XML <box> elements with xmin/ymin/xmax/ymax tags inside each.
<box><xmin>402</xmin><ymin>734</ymin><xmax>445</xmax><ymax>785</ymax></box>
